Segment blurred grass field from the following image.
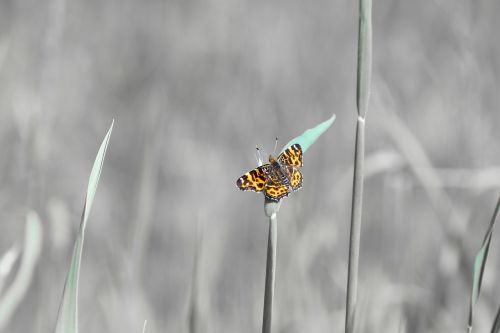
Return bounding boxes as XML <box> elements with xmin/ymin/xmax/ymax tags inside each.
<box><xmin>0</xmin><ymin>0</ymin><xmax>499</xmax><ymax>332</ymax></box>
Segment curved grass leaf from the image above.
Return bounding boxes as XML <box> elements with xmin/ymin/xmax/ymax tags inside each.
<box><xmin>54</xmin><ymin>120</ymin><xmax>114</xmax><ymax>333</ymax></box>
<box><xmin>0</xmin><ymin>211</ymin><xmax>43</xmax><ymax>330</ymax></box>
<box><xmin>280</xmin><ymin>113</ymin><xmax>336</xmax><ymax>154</ymax></box>
<box><xmin>468</xmin><ymin>195</ymin><xmax>500</xmax><ymax>332</ymax></box>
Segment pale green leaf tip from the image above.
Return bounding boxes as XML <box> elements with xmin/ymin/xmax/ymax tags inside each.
<box><xmin>281</xmin><ymin>113</ymin><xmax>336</xmax><ymax>154</ymax></box>
<box><xmin>83</xmin><ymin>120</ymin><xmax>114</xmax><ymax>225</ymax></box>
<box><xmin>265</xmin><ymin>114</ymin><xmax>335</xmax><ymax>215</ymax></box>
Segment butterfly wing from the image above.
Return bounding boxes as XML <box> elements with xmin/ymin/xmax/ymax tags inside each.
<box><xmin>236</xmin><ymin>165</ymin><xmax>269</xmax><ymax>192</ymax></box>
<box><xmin>286</xmin><ymin>166</ymin><xmax>303</xmax><ymax>191</ymax></box>
<box><xmin>265</xmin><ymin>180</ymin><xmax>290</xmax><ymax>202</ymax></box>
<box><xmin>278</xmin><ymin>144</ymin><xmax>303</xmax><ymax>167</ymax></box>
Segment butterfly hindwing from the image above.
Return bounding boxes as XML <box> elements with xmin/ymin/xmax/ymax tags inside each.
<box><xmin>278</xmin><ymin>144</ymin><xmax>303</xmax><ymax>167</ymax></box>
<box><xmin>265</xmin><ymin>181</ymin><xmax>290</xmax><ymax>201</ymax></box>
<box><xmin>286</xmin><ymin>166</ymin><xmax>303</xmax><ymax>191</ymax></box>
<box><xmin>236</xmin><ymin>165</ymin><xmax>268</xmax><ymax>192</ymax></box>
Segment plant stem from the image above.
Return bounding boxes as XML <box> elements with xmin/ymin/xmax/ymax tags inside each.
<box><xmin>262</xmin><ymin>212</ymin><xmax>278</xmax><ymax>333</ymax></box>
<box><xmin>356</xmin><ymin>0</ymin><xmax>372</xmax><ymax>119</ymax></box>
<box><xmin>346</xmin><ymin>0</ymin><xmax>371</xmax><ymax>331</ymax></box>
<box><xmin>346</xmin><ymin>117</ymin><xmax>365</xmax><ymax>333</ymax></box>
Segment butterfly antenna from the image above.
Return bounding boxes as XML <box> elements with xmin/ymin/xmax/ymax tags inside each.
<box><xmin>255</xmin><ymin>146</ymin><xmax>263</xmax><ymax>166</ymax></box>
<box><xmin>273</xmin><ymin>137</ymin><xmax>278</xmax><ymax>155</ymax></box>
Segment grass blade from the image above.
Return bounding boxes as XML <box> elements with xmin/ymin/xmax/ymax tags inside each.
<box><xmin>467</xmin><ymin>195</ymin><xmax>500</xmax><ymax>332</ymax></box>
<box><xmin>0</xmin><ymin>211</ymin><xmax>43</xmax><ymax>330</ymax></box>
<box><xmin>281</xmin><ymin>113</ymin><xmax>336</xmax><ymax>154</ymax></box>
<box><xmin>54</xmin><ymin>120</ymin><xmax>114</xmax><ymax>333</ymax></box>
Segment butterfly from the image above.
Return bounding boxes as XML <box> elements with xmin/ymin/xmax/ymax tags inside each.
<box><xmin>236</xmin><ymin>144</ymin><xmax>303</xmax><ymax>202</ymax></box>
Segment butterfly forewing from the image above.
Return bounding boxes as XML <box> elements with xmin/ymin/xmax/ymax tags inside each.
<box><xmin>277</xmin><ymin>144</ymin><xmax>303</xmax><ymax>167</ymax></box>
<box><xmin>236</xmin><ymin>165</ymin><xmax>268</xmax><ymax>192</ymax></box>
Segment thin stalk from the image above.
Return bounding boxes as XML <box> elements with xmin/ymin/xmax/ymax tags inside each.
<box><xmin>356</xmin><ymin>0</ymin><xmax>372</xmax><ymax>119</ymax></box>
<box><xmin>346</xmin><ymin>0</ymin><xmax>372</xmax><ymax>331</ymax></box>
<box><xmin>262</xmin><ymin>212</ymin><xmax>278</xmax><ymax>333</ymax></box>
<box><xmin>346</xmin><ymin>118</ymin><xmax>365</xmax><ymax>333</ymax></box>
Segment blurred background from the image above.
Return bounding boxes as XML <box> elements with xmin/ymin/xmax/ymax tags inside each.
<box><xmin>0</xmin><ymin>0</ymin><xmax>499</xmax><ymax>332</ymax></box>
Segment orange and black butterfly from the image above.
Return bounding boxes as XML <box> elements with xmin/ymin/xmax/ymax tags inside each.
<box><xmin>236</xmin><ymin>144</ymin><xmax>303</xmax><ymax>202</ymax></box>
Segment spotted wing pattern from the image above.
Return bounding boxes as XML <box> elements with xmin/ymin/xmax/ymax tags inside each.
<box><xmin>265</xmin><ymin>181</ymin><xmax>290</xmax><ymax>201</ymax></box>
<box><xmin>288</xmin><ymin>167</ymin><xmax>303</xmax><ymax>191</ymax></box>
<box><xmin>277</xmin><ymin>144</ymin><xmax>303</xmax><ymax>167</ymax></box>
<box><xmin>236</xmin><ymin>165</ymin><xmax>268</xmax><ymax>192</ymax></box>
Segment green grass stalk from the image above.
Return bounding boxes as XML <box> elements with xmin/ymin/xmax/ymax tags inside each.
<box><xmin>346</xmin><ymin>118</ymin><xmax>365</xmax><ymax>333</ymax></box>
<box><xmin>262</xmin><ymin>201</ymin><xmax>280</xmax><ymax>333</ymax></box>
<box><xmin>346</xmin><ymin>0</ymin><xmax>372</xmax><ymax>332</ymax></box>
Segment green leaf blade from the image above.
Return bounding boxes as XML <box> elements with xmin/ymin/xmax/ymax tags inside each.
<box><xmin>83</xmin><ymin>119</ymin><xmax>114</xmax><ymax>229</ymax></box>
<box><xmin>280</xmin><ymin>113</ymin><xmax>336</xmax><ymax>154</ymax></box>
<box><xmin>54</xmin><ymin>120</ymin><xmax>113</xmax><ymax>333</ymax></box>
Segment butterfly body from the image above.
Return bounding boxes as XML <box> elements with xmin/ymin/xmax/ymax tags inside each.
<box><xmin>266</xmin><ymin>155</ymin><xmax>292</xmax><ymax>188</ymax></box>
<box><xmin>236</xmin><ymin>144</ymin><xmax>303</xmax><ymax>202</ymax></box>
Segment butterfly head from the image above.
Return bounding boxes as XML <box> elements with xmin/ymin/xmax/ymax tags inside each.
<box><xmin>269</xmin><ymin>155</ymin><xmax>277</xmax><ymax>164</ymax></box>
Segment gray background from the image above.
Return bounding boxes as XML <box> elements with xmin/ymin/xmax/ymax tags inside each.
<box><xmin>0</xmin><ymin>0</ymin><xmax>499</xmax><ymax>332</ymax></box>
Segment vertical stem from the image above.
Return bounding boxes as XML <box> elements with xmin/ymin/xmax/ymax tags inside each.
<box><xmin>356</xmin><ymin>0</ymin><xmax>372</xmax><ymax>119</ymax></box>
<box><xmin>345</xmin><ymin>0</ymin><xmax>372</xmax><ymax>330</ymax></box>
<box><xmin>345</xmin><ymin>118</ymin><xmax>365</xmax><ymax>333</ymax></box>
<box><xmin>262</xmin><ymin>213</ymin><xmax>278</xmax><ymax>333</ymax></box>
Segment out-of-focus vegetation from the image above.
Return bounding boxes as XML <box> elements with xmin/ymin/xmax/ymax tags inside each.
<box><xmin>0</xmin><ymin>0</ymin><xmax>499</xmax><ymax>332</ymax></box>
